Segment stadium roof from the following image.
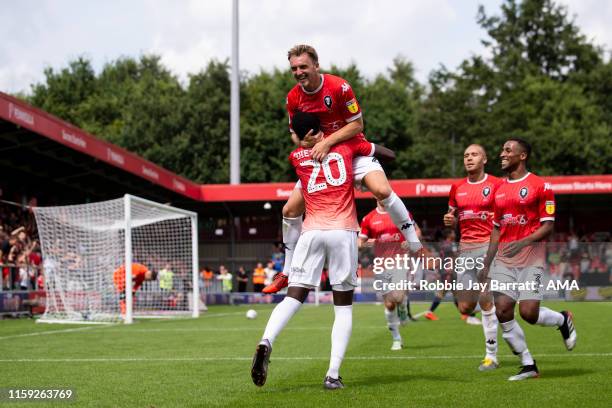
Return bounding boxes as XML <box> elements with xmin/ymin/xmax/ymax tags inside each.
<box><xmin>0</xmin><ymin>92</ymin><xmax>200</xmax><ymax>206</ymax></box>
<box><xmin>1</xmin><ymin>91</ymin><xmax>611</xmax><ymax>209</ymax></box>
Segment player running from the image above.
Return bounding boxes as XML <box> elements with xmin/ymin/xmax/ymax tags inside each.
<box><xmin>482</xmin><ymin>138</ymin><xmax>577</xmax><ymax>381</ymax></box>
<box><xmin>359</xmin><ymin>200</ymin><xmax>420</xmax><ymax>351</ymax></box>
<box><xmin>442</xmin><ymin>144</ymin><xmax>503</xmax><ymax>371</ymax></box>
<box><xmin>251</xmin><ymin>111</ymin><xmax>392</xmax><ymax>390</ymax></box>
<box><xmin>112</xmin><ymin>263</ymin><xmax>157</xmax><ymax>316</ymax></box>
<box><xmin>263</xmin><ymin>44</ymin><xmax>422</xmax><ymax>294</ymax></box>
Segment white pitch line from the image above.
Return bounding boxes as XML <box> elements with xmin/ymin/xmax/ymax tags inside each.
<box><xmin>1</xmin><ymin>353</ymin><xmax>611</xmax><ymax>363</ymax></box>
<box><xmin>105</xmin><ymin>326</ymin><xmax>388</xmax><ymax>332</ymax></box>
<box><xmin>0</xmin><ymin>326</ymin><xmax>102</xmax><ymax>341</ymax></box>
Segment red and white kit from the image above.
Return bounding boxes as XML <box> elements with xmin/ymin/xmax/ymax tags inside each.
<box><xmin>288</xmin><ymin>138</ymin><xmax>373</xmax><ymax>289</ymax></box>
<box><xmin>449</xmin><ymin>174</ymin><xmax>503</xmax><ymax>246</ymax></box>
<box><xmin>359</xmin><ymin>207</ymin><xmax>406</xmax><ymax>259</ymax></box>
<box><xmin>287</xmin><ymin>74</ymin><xmax>381</xmax><ymax>189</ymax></box>
<box><xmin>493</xmin><ymin>172</ymin><xmax>555</xmax><ymax>268</ymax></box>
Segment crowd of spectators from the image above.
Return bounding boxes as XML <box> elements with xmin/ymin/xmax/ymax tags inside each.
<box><xmin>546</xmin><ymin>231</ymin><xmax>612</xmax><ymax>284</ymax></box>
<box><xmin>1</xmin><ymin>202</ymin><xmax>43</xmax><ymax>290</ymax></box>
<box><xmin>199</xmin><ymin>245</ymin><xmax>286</xmax><ymax>293</ymax></box>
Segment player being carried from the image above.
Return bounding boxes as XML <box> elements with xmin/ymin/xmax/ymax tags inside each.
<box><xmin>442</xmin><ymin>144</ymin><xmax>503</xmax><ymax>371</ymax></box>
<box><xmin>251</xmin><ymin>111</ymin><xmax>394</xmax><ymax>390</ymax></box>
<box><xmin>482</xmin><ymin>138</ymin><xmax>577</xmax><ymax>381</ymax></box>
<box><xmin>112</xmin><ymin>262</ymin><xmax>157</xmax><ymax>317</ymax></box>
<box><xmin>263</xmin><ymin>44</ymin><xmax>422</xmax><ymax>294</ymax></box>
<box><xmin>359</xmin><ymin>200</ymin><xmax>421</xmax><ymax>351</ymax></box>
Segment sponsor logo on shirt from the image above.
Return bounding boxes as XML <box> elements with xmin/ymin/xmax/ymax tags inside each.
<box><xmin>341</xmin><ymin>82</ymin><xmax>350</xmax><ymax>93</ymax></box>
<box><xmin>501</xmin><ymin>214</ymin><xmax>527</xmax><ymax>226</ymax></box>
<box><xmin>346</xmin><ymin>98</ymin><xmax>359</xmax><ymax>114</ymax></box>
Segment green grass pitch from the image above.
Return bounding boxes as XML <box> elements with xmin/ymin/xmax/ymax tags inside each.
<box><xmin>1</xmin><ymin>301</ymin><xmax>611</xmax><ymax>407</ymax></box>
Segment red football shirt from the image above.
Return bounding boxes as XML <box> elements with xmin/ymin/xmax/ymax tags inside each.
<box><xmin>448</xmin><ymin>174</ymin><xmax>503</xmax><ymax>245</ymax></box>
<box><xmin>359</xmin><ymin>207</ymin><xmax>406</xmax><ymax>258</ymax></box>
<box><xmin>290</xmin><ymin>138</ymin><xmax>373</xmax><ymax>232</ymax></box>
<box><xmin>492</xmin><ymin>172</ymin><xmax>556</xmax><ymax>267</ymax></box>
<box><xmin>287</xmin><ymin>74</ymin><xmax>365</xmax><ymax>139</ymax></box>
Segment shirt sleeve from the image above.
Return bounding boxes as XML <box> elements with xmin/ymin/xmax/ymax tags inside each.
<box><xmin>352</xmin><ymin>139</ymin><xmax>375</xmax><ymax>157</ymax></box>
<box><xmin>359</xmin><ymin>215</ymin><xmax>370</xmax><ymax>239</ymax></box>
<box><xmin>336</xmin><ymin>80</ymin><xmax>362</xmax><ymax>123</ymax></box>
<box><xmin>286</xmin><ymin>93</ymin><xmax>297</xmax><ymax>133</ymax></box>
<box><xmin>539</xmin><ymin>182</ymin><xmax>556</xmax><ymax>222</ymax></box>
<box><xmin>492</xmin><ymin>196</ymin><xmax>502</xmax><ymax>227</ymax></box>
<box><xmin>448</xmin><ymin>183</ymin><xmax>458</xmax><ymax>210</ymax></box>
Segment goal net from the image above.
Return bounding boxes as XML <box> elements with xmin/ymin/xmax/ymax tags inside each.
<box><xmin>33</xmin><ymin>195</ymin><xmax>199</xmax><ymax>324</ymax></box>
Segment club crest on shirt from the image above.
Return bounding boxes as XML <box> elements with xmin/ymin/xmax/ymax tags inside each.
<box><xmin>346</xmin><ymin>98</ymin><xmax>359</xmax><ymax>114</ymax></box>
<box><xmin>482</xmin><ymin>186</ymin><xmax>491</xmax><ymax>197</ymax></box>
<box><xmin>519</xmin><ymin>187</ymin><xmax>528</xmax><ymax>199</ymax></box>
<box><xmin>324</xmin><ymin>95</ymin><xmax>333</xmax><ymax>109</ymax></box>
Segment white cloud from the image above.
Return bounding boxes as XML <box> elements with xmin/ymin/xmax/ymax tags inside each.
<box><xmin>559</xmin><ymin>0</ymin><xmax>612</xmax><ymax>55</ymax></box>
<box><xmin>0</xmin><ymin>0</ymin><xmax>609</xmax><ymax>94</ymax></box>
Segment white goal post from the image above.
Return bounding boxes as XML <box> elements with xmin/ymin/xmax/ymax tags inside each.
<box><xmin>33</xmin><ymin>194</ymin><xmax>199</xmax><ymax>324</ymax></box>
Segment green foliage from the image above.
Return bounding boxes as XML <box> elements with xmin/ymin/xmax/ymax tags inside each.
<box><xmin>23</xmin><ymin>0</ymin><xmax>612</xmax><ymax>182</ymax></box>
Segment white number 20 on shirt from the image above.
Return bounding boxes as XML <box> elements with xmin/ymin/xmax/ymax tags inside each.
<box><xmin>300</xmin><ymin>153</ymin><xmax>347</xmax><ymax>194</ymax></box>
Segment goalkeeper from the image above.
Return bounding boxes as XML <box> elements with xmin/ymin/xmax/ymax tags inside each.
<box><xmin>113</xmin><ymin>263</ymin><xmax>158</xmax><ymax>315</ymax></box>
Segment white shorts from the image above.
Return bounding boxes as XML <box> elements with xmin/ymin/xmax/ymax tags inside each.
<box><xmin>353</xmin><ymin>156</ymin><xmax>384</xmax><ymax>191</ymax></box>
<box><xmin>289</xmin><ymin>229</ymin><xmax>358</xmax><ymax>291</ymax></box>
<box><xmin>455</xmin><ymin>246</ymin><xmax>487</xmax><ymax>289</ymax></box>
<box><xmin>293</xmin><ymin>155</ymin><xmax>384</xmax><ymax>192</ymax></box>
<box><xmin>490</xmin><ymin>261</ymin><xmax>544</xmax><ymax>301</ymax></box>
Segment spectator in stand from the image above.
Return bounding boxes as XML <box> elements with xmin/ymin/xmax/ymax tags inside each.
<box><xmin>568</xmin><ymin>231</ymin><xmax>580</xmax><ymax>260</ymax></box>
<box><xmin>236</xmin><ymin>266</ymin><xmax>249</xmax><ymax>292</ymax></box>
<box><xmin>217</xmin><ymin>265</ymin><xmax>233</xmax><ymax>293</ymax></box>
<box><xmin>580</xmin><ymin>252</ymin><xmax>591</xmax><ymax>275</ymax></box>
<box><xmin>271</xmin><ymin>244</ymin><xmax>284</xmax><ymax>272</ymax></box>
<box><xmin>252</xmin><ymin>263</ymin><xmax>266</xmax><ymax>292</ymax></box>
<box><xmin>200</xmin><ymin>266</ymin><xmax>214</xmax><ymax>292</ymax></box>
<box><xmin>264</xmin><ymin>261</ymin><xmax>276</xmax><ymax>287</ymax></box>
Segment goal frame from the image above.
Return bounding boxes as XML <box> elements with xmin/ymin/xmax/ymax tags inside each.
<box><xmin>123</xmin><ymin>194</ymin><xmax>199</xmax><ymax>324</ymax></box>
<box><xmin>36</xmin><ymin>194</ymin><xmax>199</xmax><ymax>325</ymax></box>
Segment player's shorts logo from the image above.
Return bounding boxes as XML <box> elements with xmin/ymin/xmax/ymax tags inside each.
<box><xmin>519</xmin><ymin>187</ymin><xmax>528</xmax><ymax>199</ymax></box>
<box><xmin>346</xmin><ymin>98</ymin><xmax>359</xmax><ymax>114</ymax></box>
<box><xmin>291</xmin><ymin>266</ymin><xmax>306</xmax><ymax>275</ymax></box>
<box><xmin>545</xmin><ymin>200</ymin><xmax>555</xmax><ymax>215</ymax></box>
<box><xmin>482</xmin><ymin>186</ymin><xmax>490</xmax><ymax>197</ymax></box>
<box><xmin>324</xmin><ymin>95</ymin><xmax>333</xmax><ymax>109</ymax></box>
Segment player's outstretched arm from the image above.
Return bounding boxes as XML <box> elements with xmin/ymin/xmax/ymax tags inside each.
<box><xmin>372</xmin><ymin>144</ymin><xmax>396</xmax><ymax>163</ymax></box>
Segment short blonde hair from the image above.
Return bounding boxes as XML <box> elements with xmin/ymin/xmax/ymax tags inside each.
<box><xmin>287</xmin><ymin>44</ymin><xmax>319</xmax><ymax>64</ymax></box>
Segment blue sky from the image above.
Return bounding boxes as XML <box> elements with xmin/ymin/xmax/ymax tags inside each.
<box><xmin>1</xmin><ymin>0</ymin><xmax>610</xmax><ymax>94</ymax></box>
